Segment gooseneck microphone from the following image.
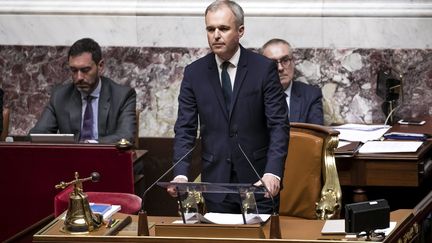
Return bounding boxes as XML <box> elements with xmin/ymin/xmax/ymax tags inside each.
<box><xmin>137</xmin><ymin>131</ymin><xmax>201</xmax><ymax>236</ymax></box>
<box><xmin>235</xmin><ymin>131</ymin><xmax>282</xmax><ymax>239</ymax></box>
<box><xmin>140</xmin><ymin>139</ymin><xmax>200</xmax><ymax>211</ymax></box>
<box><xmin>236</xmin><ymin>142</ymin><xmax>276</xmax><ymax>215</ymax></box>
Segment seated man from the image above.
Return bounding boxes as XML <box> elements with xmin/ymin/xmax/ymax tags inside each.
<box><xmin>30</xmin><ymin>38</ymin><xmax>136</xmax><ymax>143</ymax></box>
<box><xmin>261</xmin><ymin>39</ymin><xmax>324</xmax><ymax>125</ymax></box>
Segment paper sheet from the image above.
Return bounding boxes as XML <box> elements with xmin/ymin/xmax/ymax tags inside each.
<box><xmin>332</xmin><ymin>124</ymin><xmax>390</xmax><ymax>142</ymax></box>
<box><xmin>173</xmin><ymin>212</ymin><xmax>271</xmax><ymax>225</ymax></box>
<box><xmin>358</xmin><ymin>141</ymin><xmax>423</xmax><ymax>153</ymax></box>
<box><xmin>321</xmin><ymin>219</ymin><xmax>397</xmax><ymax>236</ymax></box>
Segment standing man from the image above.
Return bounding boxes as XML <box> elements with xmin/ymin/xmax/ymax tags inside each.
<box><xmin>30</xmin><ymin>38</ymin><xmax>136</xmax><ymax>144</ymax></box>
<box><xmin>261</xmin><ymin>39</ymin><xmax>324</xmax><ymax>125</ymax></box>
<box><xmin>168</xmin><ymin>0</ymin><xmax>289</xmax><ymax>214</ymax></box>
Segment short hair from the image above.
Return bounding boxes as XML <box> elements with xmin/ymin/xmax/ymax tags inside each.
<box><xmin>68</xmin><ymin>38</ymin><xmax>102</xmax><ymax>64</ymax></box>
<box><xmin>260</xmin><ymin>38</ymin><xmax>293</xmax><ymax>55</ymax></box>
<box><xmin>205</xmin><ymin>0</ymin><xmax>244</xmax><ymax>28</ymax></box>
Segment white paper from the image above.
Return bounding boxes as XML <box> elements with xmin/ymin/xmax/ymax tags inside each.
<box><xmin>332</xmin><ymin>124</ymin><xmax>390</xmax><ymax>143</ymax></box>
<box><xmin>321</xmin><ymin>219</ymin><xmax>397</xmax><ymax>236</ymax></box>
<box><xmin>337</xmin><ymin>141</ymin><xmax>351</xmax><ymax>148</ymax></box>
<box><xmin>174</xmin><ymin>212</ymin><xmax>271</xmax><ymax>225</ymax></box>
<box><xmin>358</xmin><ymin>141</ymin><xmax>423</xmax><ymax>153</ymax></box>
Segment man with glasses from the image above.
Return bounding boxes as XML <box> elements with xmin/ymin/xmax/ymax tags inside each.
<box><xmin>30</xmin><ymin>38</ymin><xmax>137</xmax><ymax>143</ymax></box>
<box><xmin>261</xmin><ymin>39</ymin><xmax>324</xmax><ymax>125</ymax></box>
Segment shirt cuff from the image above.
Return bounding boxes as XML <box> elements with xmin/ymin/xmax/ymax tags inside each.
<box><xmin>264</xmin><ymin>173</ymin><xmax>280</xmax><ymax>181</ymax></box>
<box><xmin>173</xmin><ymin>175</ymin><xmax>188</xmax><ymax>181</ymax></box>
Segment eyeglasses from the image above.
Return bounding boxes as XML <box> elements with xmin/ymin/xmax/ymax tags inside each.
<box><xmin>272</xmin><ymin>55</ymin><xmax>293</xmax><ymax>67</ymax></box>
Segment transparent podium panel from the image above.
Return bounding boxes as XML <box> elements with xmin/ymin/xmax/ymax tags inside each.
<box><xmin>157</xmin><ymin>182</ymin><xmax>267</xmax><ymax>224</ymax></box>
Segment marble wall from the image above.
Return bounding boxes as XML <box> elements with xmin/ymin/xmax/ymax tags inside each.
<box><xmin>0</xmin><ymin>0</ymin><xmax>432</xmax><ymax>137</ymax></box>
<box><xmin>1</xmin><ymin>46</ymin><xmax>431</xmax><ymax>136</ymax></box>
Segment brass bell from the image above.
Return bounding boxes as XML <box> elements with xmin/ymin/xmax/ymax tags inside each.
<box><xmin>55</xmin><ymin>172</ymin><xmax>103</xmax><ymax>234</ymax></box>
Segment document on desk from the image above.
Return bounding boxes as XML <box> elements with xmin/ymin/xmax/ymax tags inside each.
<box><xmin>358</xmin><ymin>141</ymin><xmax>423</xmax><ymax>153</ymax></box>
<box><xmin>174</xmin><ymin>212</ymin><xmax>271</xmax><ymax>225</ymax></box>
<box><xmin>332</xmin><ymin>124</ymin><xmax>390</xmax><ymax>143</ymax></box>
<box><xmin>321</xmin><ymin>219</ymin><xmax>396</xmax><ymax>236</ymax></box>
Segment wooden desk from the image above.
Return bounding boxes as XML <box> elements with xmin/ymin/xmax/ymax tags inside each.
<box><xmin>337</xmin><ymin>141</ymin><xmax>432</xmax><ymax>187</ymax></box>
<box><xmin>34</xmin><ymin>210</ymin><xmax>412</xmax><ymax>243</ymax></box>
<box><xmin>0</xmin><ymin>142</ymin><xmax>139</xmax><ymax>242</ymax></box>
<box><xmin>335</xmin><ymin>117</ymin><xmax>432</xmax><ymax>204</ymax></box>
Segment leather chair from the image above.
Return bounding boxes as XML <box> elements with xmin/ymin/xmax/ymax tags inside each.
<box><xmin>54</xmin><ymin>186</ymin><xmax>142</xmax><ymax>217</ymax></box>
<box><xmin>279</xmin><ymin>122</ymin><xmax>342</xmax><ymax>220</ymax></box>
<box><xmin>1</xmin><ymin>107</ymin><xmax>10</xmax><ymax>141</ymax></box>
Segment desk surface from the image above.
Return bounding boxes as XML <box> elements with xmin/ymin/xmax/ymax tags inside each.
<box><xmin>335</xmin><ymin>117</ymin><xmax>432</xmax><ymax>187</ymax></box>
<box><xmin>34</xmin><ymin>210</ymin><xmax>412</xmax><ymax>243</ymax></box>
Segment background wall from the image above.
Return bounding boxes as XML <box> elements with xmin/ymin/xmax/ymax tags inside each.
<box><xmin>0</xmin><ymin>0</ymin><xmax>431</xmax><ymax>136</ymax></box>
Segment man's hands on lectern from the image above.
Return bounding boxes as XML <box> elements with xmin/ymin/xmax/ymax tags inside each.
<box><xmin>167</xmin><ymin>177</ymin><xmax>188</xmax><ymax>197</ymax></box>
<box><xmin>254</xmin><ymin>174</ymin><xmax>280</xmax><ymax>198</ymax></box>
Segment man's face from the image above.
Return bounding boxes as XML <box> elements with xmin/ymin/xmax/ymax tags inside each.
<box><xmin>69</xmin><ymin>52</ymin><xmax>104</xmax><ymax>94</ymax></box>
<box><xmin>262</xmin><ymin>43</ymin><xmax>294</xmax><ymax>90</ymax></box>
<box><xmin>205</xmin><ymin>5</ymin><xmax>244</xmax><ymax>60</ymax></box>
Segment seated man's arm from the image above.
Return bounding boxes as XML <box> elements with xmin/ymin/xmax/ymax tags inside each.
<box><xmin>98</xmin><ymin>88</ymin><xmax>137</xmax><ymax>144</ymax></box>
<box><xmin>307</xmin><ymin>88</ymin><xmax>324</xmax><ymax>125</ymax></box>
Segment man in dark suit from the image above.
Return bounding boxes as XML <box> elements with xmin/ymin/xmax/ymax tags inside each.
<box><xmin>261</xmin><ymin>39</ymin><xmax>324</xmax><ymax>125</ymax></box>
<box><xmin>168</xmin><ymin>0</ymin><xmax>289</xmax><ymax>214</ymax></box>
<box><xmin>30</xmin><ymin>38</ymin><xmax>136</xmax><ymax>144</ymax></box>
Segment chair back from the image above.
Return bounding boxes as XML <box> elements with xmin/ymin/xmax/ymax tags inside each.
<box><xmin>1</xmin><ymin>108</ymin><xmax>10</xmax><ymax>141</ymax></box>
<box><xmin>279</xmin><ymin>122</ymin><xmax>341</xmax><ymax>219</ymax></box>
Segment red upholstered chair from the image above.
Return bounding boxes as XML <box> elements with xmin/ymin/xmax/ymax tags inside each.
<box><xmin>54</xmin><ymin>186</ymin><xmax>142</xmax><ymax>217</ymax></box>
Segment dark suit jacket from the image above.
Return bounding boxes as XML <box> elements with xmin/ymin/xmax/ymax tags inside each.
<box><xmin>30</xmin><ymin>77</ymin><xmax>136</xmax><ymax>143</ymax></box>
<box><xmin>173</xmin><ymin>46</ymin><xmax>290</xmax><ymax>202</ymax></box>
<box><xmin>289</xmin><ymin>81</ymin><xmax>324</xmax><ymax>125</ymax></box>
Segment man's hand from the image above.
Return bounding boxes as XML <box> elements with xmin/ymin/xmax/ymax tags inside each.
<box><xmin>167</xmin><ymin>177</ymin><xmax>188</xmax><ymax>197</ymax></box>
<box><xmin>254</xmin><ymin>174</ymin><xmax>280</xmax><ymax>198</ymax></box>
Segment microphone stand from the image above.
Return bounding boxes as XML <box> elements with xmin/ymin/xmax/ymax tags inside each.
<box><xmin>137</xmin><ymin>139</ymin><xmax>199</xmax><ymax>236</ymax></box>
<box><xmin>237</xmin><ymin>143</ymin><xmax>282</xmax><ymax>239</ymax></box>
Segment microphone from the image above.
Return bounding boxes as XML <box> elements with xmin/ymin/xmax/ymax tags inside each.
<box><xmin>137</xmin><ymin>128</ymin><xmax>202</xmax><ymax>236</ymax></box>
<box><xmin>235</xmin><ymin>130</ymin><xmax>282</xmax><ymax>239</ymax></box>
<box><xmin>236</xmin><ymin>142</ymin><xmax>276</xmax><ymax>215</ymax></box>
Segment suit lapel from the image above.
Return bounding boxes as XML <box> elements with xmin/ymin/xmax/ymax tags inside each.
<box><xmin>98</xmin><ymin>78</ymin><xmax>111</xmax><ymax>136</ymax></box>
<box><xmin>231</xmin><ymin>46</ymin><xmax>247</xmax><ymax>118</ymax></box>
<box><xmin>207</xmin><ymin>56</ymin><xmax>229</xmax><ymax>119</ymax></box>
<box><xmin>290</xmin><ymin>82</ymin><xmax>301</xmax><ymax>122</ymax></box>
<box><xmin>69</xmin><ymin>89</ymin><xmax>82</xmax><ymax>135</ymax></box>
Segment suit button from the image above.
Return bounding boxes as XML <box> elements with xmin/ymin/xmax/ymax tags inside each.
<box><xmin>226</xmin><ymin>158</ymin><xmax>231</xmax><ymax>164</ymax></box>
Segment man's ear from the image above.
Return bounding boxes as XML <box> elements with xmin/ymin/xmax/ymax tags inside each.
<box><xmin>238</xmin><ymin>25</ymin><xmax>245</xmax><ymax>38</ymax></box>
<box><xmin>98</xmin><ymin>59</ymin><xmax>105</xmax><ymax>75</ymax></box>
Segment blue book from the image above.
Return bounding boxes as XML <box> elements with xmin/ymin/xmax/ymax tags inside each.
<box><xmin>90</xmin><ymin>203</ymin><xmax>112</xmax><ymax>215</ymax></box>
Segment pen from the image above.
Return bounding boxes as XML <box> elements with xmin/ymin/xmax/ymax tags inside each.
<box><xmin>109</xmin><ymin>219</ymin><xmax>120</xmax><ymax>228</ymax></box>
<box><xmin>104</xmin><ymin>216</ymin><xmax>132</xmax><ymax>236</ymax></box>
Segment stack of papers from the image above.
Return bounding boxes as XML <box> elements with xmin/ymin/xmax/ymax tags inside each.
<box><xmin>383</xmin><ymin>132</ymin><xmax>428</xmax><ymax>141</ymax></box>
<box><xmin>358</xmin><ymin>141</ymin><xmax>423</xmax><ymax>153</ymax></box>
<box><xmin>332</xmin><ymin>124</ymin><xmax>390</xmax><ymax>143</ymax></box>
<box><xmin>175</xmin><ymin>213</ymin><xmax>271</xmax><ymax>225</ymax></box>
<box><xmin>90</xmin><ymin>203</ymin><xmax>121</xmax><ymax>220</ymax></box>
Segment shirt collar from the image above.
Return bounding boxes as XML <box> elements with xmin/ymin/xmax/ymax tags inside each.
<box><xmin>215</xmin><ymin>46</ymin><xmax>241</xmax><ymax>68</ymax></box>
<box><xmin>285</xmin><ymin>81</ymin><xmax>293</xmax><ymax>97</ymax></box>
<box><xmin>80</xmin><ymin>77</ymin><xmax>102</xmax><ymax>99</ymax></box>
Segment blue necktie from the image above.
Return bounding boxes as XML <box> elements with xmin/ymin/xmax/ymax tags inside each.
<box><xmin>221</xmin><ymin>61</ymin><xmax>232</xmax><ymax>113</ymax></box>
<box><xmin>80</xmin><ymin>95</ymin><xmax>94</xmax><ymax>141</ymax></box>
